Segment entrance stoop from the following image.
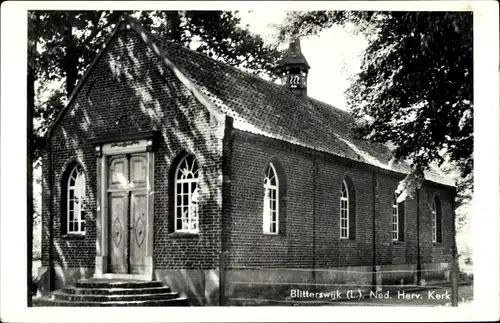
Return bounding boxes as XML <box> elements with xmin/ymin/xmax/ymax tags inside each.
<box><xmin>32</xmin><ymin>278</ymin><xmax>190</xmax><ymax>307</ymax></box>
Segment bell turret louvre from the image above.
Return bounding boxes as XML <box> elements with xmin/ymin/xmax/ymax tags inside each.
<box><xmin>277</xmin><ymin>38</ymin><xmax>311</xmax><ymax>98</ymax></box>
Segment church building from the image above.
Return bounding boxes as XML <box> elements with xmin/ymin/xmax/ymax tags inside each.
<box><xmin>37</xmin><ymin>17</ymin><xmax>456</xmax><ymax>306</ymax></box>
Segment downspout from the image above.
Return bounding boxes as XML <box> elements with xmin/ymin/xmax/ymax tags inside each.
<box><xmin>371</xmin><ymin>170</ymin><xmax>377</xmax><ymax>291</ymax></box>
<box><xmin>312</xmin><ymin>155</ymin><xmax>317</xmax><ymax>283</ymax></box>
<box><xmin>416</xmin><ymin>188</ymin><xmax>421</xmax><ymax>285</ymax></box>
<box><xmin>48</xmin><ymin>136</ymin><xmax>54</xmax><ymax>291</ymax></box>
<box><xmin>219</xmin><ymin>115</ymin><xmax>233</xmax><ymax>306</ymax></box>
<box><xmin>451</xmin><ymin>187</ymin><xmax>459</xmax><ymax>306</ymax></box>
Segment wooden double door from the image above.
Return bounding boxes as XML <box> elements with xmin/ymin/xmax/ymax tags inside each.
<box><xmin>108</xmin><ymin>153</ymin><xmax>148</xmax><ymax>274</ymax></box>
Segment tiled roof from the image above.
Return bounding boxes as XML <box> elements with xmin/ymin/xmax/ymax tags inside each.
<box><xmin>51</xmin><ymin>18</ymin><xmax>453</xmax><ymax>187</ymax></box>
<box><xmin>143</xmin><ymin>30</ymin><xmax>454</xmax><ymax>187</ymax></box>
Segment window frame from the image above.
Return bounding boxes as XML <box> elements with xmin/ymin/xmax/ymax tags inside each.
<box><xmin>263</xmin><ymin>162</ymin><xmax>279</xmax><ymax>235</ymax></box>
<box><xmin>431</xmin><ymin>200</ymin><xmax>437</xmax><ymax>243</ymax></box>
<box><xmin>392</xmin><ymin>196</ymin><xmax>399</xmax><ymax>241</ymax></box>
<box><xmin>66</xmin><ymin>164</ymin><xmax>86</xmax><ymax>235</ymax></box>
<box><xmin>392</xmin><ymin>193</ymin><xmax>405</xmax><ymax>242</ymax></box>
<box><xmin>431</xmin><ymin>195</ymin><xmax>442</xmax><ymax>243</ymax></box>
<box><xmin>174</xmin><ymin>154</ymin><xmax>200</xmax><ymax>234</ymax></box>
<box><xmin>340</xmin><ymin>180</ymin><xmax>349</xmax><ymax>239</ymax></box>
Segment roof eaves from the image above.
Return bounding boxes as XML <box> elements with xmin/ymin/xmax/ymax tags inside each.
<box><xmin>126</xmin><ymin>18</ymin><xmax>226</xmax><ymax>123</ymax></box>
<box><xmin>46</xmin><ymin>18</ymin><xmax>128</xmax><ymax>138</ymax></box>
<box><xmin>232</xmin><ymin>123</ymin><xmax>455</xmax><ymax>188</ymax></box>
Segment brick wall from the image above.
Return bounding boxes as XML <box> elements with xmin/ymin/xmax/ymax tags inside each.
<box><xmin>41</xmin><ymin>27</ymin><xmax>455</xmax><ymax>275</ymax></box>
<box><xmin>42</xmin><ymin>29</ymin><xmax>225</xmax><ymax>270</ymax></box>
<box><xmin>225</xmin><ymin>130</ymin><xmax>314</xmax><ymax>268</ymax></box>
<box><xmin>315</xmin><ymin>158</ymin><xmax>375</xmax><ymax>267</ymax></box>
<box><xmin>419</xmin><ymin>184</ymin><xmax>454</xmax><ymax>264</ymax></box>
<box><xmin>225</xmin><ymin>129</ymin><xmax>455</xmax><ymax>269</ymax></box>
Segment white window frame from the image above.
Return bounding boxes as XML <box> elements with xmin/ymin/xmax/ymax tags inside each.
<box><xmin>432</xmin><ymin>199</ymin><xmax>437</xmax><ymax>243</ymax></box>
<box><xmin>67</xmin><ymin>165</ymin><xmax>86</xmax><ymax>234</ymax></box>
<box><xmin>340</xmin><ymin>180</ymin><xmax>349</xmax><ymax>239</ymax></box>
<box><xmin>263</xmin><ymin>163</ymin><xmax>279</xmax><ymax>234</ymax></box>
<box><xmin>392</xmin><ymin>195</ymin><xmax>399</xmax><ymax>241</ymax></box>
<box><xmin>174</xmin><ymin>155</ymin><xmax>200</xmax><ymax>233</ymax></box>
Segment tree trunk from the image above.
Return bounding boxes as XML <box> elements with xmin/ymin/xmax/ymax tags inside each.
<box><xmin>63</xmin><ymin>14</ymin><xmax>79</xmax><ymax>96</ymax></box>
<box><xmin>166</xmin><ymin>11</ymin><xmax>182</xmax><ymax>42</ymax></box>
<box><xmin>27</xmin><ymin>12</ymin><xmax>37</xmax><ymax>305</ymax></box>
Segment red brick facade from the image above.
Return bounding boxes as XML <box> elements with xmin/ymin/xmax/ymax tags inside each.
<box><xmin>40</xmin><ymin>23</ymin><xmax>455</xmax><ymax>298</ymax></box>
<box><xmin>224</xmin><ymin>130</ymin><xmax>454</xmax><ymax>270</ymax></box>
<box><xmin>42</xmin><ymin>29</ymin><xmax>226</xmax><ymax>270</ymax></box>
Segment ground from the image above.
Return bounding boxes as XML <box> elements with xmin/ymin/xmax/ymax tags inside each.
<box><xmin>31</xmin><ymin>260</ymin><xmax>473</xmax><ymax>307</ymax></box>
<box><xmin>333</xmin><ymin>284</ymin><xmax>473</xmax><ymax>306</ymax></box>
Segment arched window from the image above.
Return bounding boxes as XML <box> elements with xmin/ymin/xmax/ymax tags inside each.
<box><xmin>340</xmin><ymin>180</ymin><xmax>349</xmax><ymax>239</ymax></box>
<box><xmin>392</xmin><ymin>193</ymin><xmax>405</xmax><ymax>242</ymax></box>
<box><xmin>263</xmin><ymin>163</ymin><xmax>279</xmax><ymax>234</ymax></box>
<box><xmin>66</xmin><ymin>164</ymin><xmax>86</xmax><ymax>234</ymax></box>
<box><xmin>432</xmin><ymin>195</ymin><xmax>442</xmax><ymax>243</ymax></box>
<box><xmin>174</xmin><ymin>154</ymin><xmax>199</xmax><ymax>233</ymax></box>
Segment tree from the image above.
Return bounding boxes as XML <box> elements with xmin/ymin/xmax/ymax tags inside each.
<box><xmin>276</xmin><ymin>11</ymin><xmax>473</xmax><ymax>194</ymax></box>
<box><xmin>29</xmin><ymin>10</ymin><xmax>282</xmax><ymax>161</ymax></box>
<box><xmin>28</xmin><ymin>11</ymin><xmax>283</xmax><ymax>270</ymax></box>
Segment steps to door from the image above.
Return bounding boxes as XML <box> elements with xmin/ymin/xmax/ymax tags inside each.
<box><xmin>32</xmin><ymin>278</ymin><xmax>190</xmax><ymax>307</ymax></box>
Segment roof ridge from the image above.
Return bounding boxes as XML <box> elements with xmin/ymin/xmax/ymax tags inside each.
<box><xmin>47</xmin><ymin>16</ymin><xmax>453</xmax><ymax>187</ymax></box>
<box><xmin>307</xmin><ymin>96</ymin><xmax>353</xmax><ymax>118</ymax></box>
<box><xmin>156</xmin><ymin>38</ymin><xmax>358</xmax><ymax>119</ymax></box>
<box><xmin>159</xmin><ymin>37</ymin><xmax>285</xmax><ymax>89</ymax></box>
<box><xmin>155</xmin><ymin>36</ymin><xmax>331</xmax><ymax>110</ymax></box>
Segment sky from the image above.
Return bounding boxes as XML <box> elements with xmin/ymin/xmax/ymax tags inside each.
<box><xmin>36</xmin><ymin>10</ymin><xmax>368</xmax><ymax>113</ymax></box>
<box><xmin>32</xmin><ymin>10</ymin><xmax>370</xmax><ymax>218</ymax></box>
<box><xmin>30</xmin><ymin>9</ymin><xmax>474</xmax><ymax>252</ymax></box>
<box><xmin>238</xmin><ymin>10</ymin><xmax>369</xmax><ymax>111</ymax></box>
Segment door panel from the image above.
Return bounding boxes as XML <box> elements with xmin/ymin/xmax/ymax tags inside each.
<box><xmin>109</xmin><ymin>156</ymin><xmax>128</xmax><ymax>189</ymax></box>
<box><xmin>129</xmin><ymin>191</ymin><xmax>147</xmax><ymax>274</ymax></box>
<box><xmin>106</xmin><ymin>153</ymin><xmax>149</xmax><ymax>275</ymax></box>
<box><xmin>108</xmin><ymin>192</ymin><xmax>129</xmax><ymax>273</ymax></box>
<box><xmin>130</xmin><ymin>154</ymin><xmax>147</xmax><ymax>188</ymax></box>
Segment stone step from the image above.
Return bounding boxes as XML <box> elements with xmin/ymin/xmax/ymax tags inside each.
<box><xmin>52</xmin><ymin>290</ymin><xmax>180</xmax><ymax>302</ymax></box>
<box><xmin>75</xmin><ymin>279</ymin><xmax>163</xmax><ymax>289</ymax></box>
<box><xmin>62</xmin><ymin>286</ymin><xmax>171</xmax><ymax>295</ymax></box>
<box><xmin>33</xmin><ymin>297</ymin><xmax>190</xmax><ymax>307</ymax></box>
<box><xmin>32</xmin><ymin>278</ymin><xmax>190</xmax><ymax>307</ymax></box>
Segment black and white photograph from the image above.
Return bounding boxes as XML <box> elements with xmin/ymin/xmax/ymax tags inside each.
<box><xmin>1</xmin><ymin>1</ymin><xmax>499</xmax><ymax>322</ymax></box>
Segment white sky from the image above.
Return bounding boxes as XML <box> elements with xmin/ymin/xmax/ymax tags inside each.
<box><xmin>239</xmin><ymin>10</ymin><xmax>368</xmax><ymax>110</ymax></box>
<box><xmin>36</xmin><ymin>10</ymin><xmax>368</xmax><ymax>112</ymax></box>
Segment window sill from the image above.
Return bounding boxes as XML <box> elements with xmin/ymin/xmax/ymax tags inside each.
<box><xmin>392</xmin><ymin>240</ymin><xmax>405</xmax><ymax>245</ymax></box>
<box><xmin>339</xmin><ymin>238</ymin><xmax>356</xmax><ymax>242</ymax></box>
<box><xmin>263</xmin><ymin>232</ymin><xmax>281</xmax><ymax>237</ymax></box>
<box><xmin>433</xmin><ymin>242</ymin><xmax>443</xmax><ymax>247</ymax></box>
<box><xmin>168</xmin><ymin>232</ymin><xmax>199</xmax><ymax>239</ymax></box>
<box><xmin>62</xmin><ymin>233</ymin><xmax>86</xmax><ymax>240</ymax></box>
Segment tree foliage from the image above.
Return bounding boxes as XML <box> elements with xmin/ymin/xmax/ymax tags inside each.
<box><xmin>276</xmin><ymin>11</ymin><xmax>473</xmax><ymax>181</ymax></box>
<box><xmin>28</xmin><ymin>10</ymin><xmax>282</xmax><ymax>160</ymax></box>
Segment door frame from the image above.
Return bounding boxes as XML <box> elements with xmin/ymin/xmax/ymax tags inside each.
<box><xmin>92</xmin><ymin>133</ymin><xmax>157</xmax><ymax>280</ymax></box>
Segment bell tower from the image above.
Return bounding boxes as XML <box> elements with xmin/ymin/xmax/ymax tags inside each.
<box><xmin>277</xmin><ymin>38</ymin><xmax>311</xmax><ymax>98</ymax></box>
